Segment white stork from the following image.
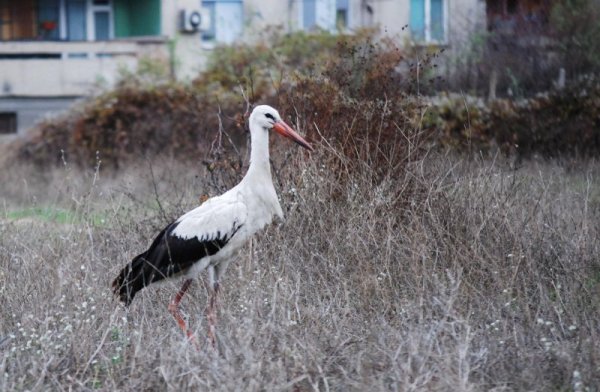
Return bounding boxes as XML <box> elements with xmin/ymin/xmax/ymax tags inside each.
<box><xmin>112</xmin><ymin>105</ymin><xmax>313</xmax><ymax>347</ymax></box>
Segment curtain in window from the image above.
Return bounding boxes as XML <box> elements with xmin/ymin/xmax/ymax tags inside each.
<box><xmin>201</xmin><ymin>1</ymin><xmax>215</xmax><ymax>40</ymax></box>
<box><xmin>94</xmin><ymin>11</ymin><xmax>109</xmax><ymax>40</ymax></box>
<box><xmin>303</xmin><ymin>0</ymin><xmax>317</xmax><ymax>30</ymax></box>
<box><xmin>114</xmin><ymin>0</ymin><xmax>160</xmax><ymax>37</ymax></box>
<box><xmin>410</xmin><ymin>0</ymin><xmax>425</xmax><ymax>41</ymax></box>
<box><xmin>215</xmin><ymin>1</ymin><xmax>242</xmax><ymax>44</ymax></box>
<box><xmin>66</xmin><ymin>0</ymin><xmax>86</xmax><ymax>40</ymax></box>
<box><xmin>202</xmin><ymin>0</ymin><xmax>243</xmax><ymax>44</ymax></box>
<box><xmin>0</xmin><ymin>0</ymin><xmax>36</xmax><ymax>40</ymax></box>
<box><xmin>430</xmin><ymin>0</ymin><xmax>444</xmax><ymax>41</ymax></box>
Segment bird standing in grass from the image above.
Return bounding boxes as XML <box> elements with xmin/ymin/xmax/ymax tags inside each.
<box><xmin>112</xmin><ymin>105</ymin><xmax>313</xmax><ymax>347</ymax></box>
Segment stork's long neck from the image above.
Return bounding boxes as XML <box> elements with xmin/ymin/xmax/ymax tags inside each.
<box><xmin>239</xmin><ymin>113</ymin><xmax>284</xmax><ymax>220</ymax></box>
<box><xmin>244</xmin><ymin>120</ymin><xmax>272</xmax><ymax>184</ymax></box>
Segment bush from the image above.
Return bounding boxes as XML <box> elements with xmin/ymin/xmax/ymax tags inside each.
<box><xmin>16</xmin><ymin>84</ymin><xmax>242</xmax><ymax>169</ymax></box>
<box><xmin>427</xmin><ymin>77</ymin><xmax>600</xmax><ymax>157</ymax></box>
<box><xmin>15</xmin><ymin>30</ymin><xmax>430</xmax><ymax>181</ymax></box>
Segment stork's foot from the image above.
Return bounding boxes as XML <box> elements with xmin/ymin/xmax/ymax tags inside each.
<box><xmin>168</xmin><ymin>302</ymin><xmax>200</xmax><ymax>350</ymax></box>
<box><xmin>206</xmin><ymin>308</ymin><xmax>218</xmax><ymax>349</ymax></box>
<box><xmin>168</xmin><ymin>279</ymin><xmax>200</xmax><ymax>350</ymax></box>
<box><xmin>205</xmin><ymin>282</ymin><xmax>220</xmax><ymax>349</ymax></box>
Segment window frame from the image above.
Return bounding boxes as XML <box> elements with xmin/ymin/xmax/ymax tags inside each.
<box><xmin>410</xmin><ymin>0</ymin><xmax>448</xmax><ymax>44</ymax></box>
<box><xmin>0</xmin><ymin>0</ymin><xmax>114</xmax><ymax>42</ymax></box>
<box><xmin>299</xmin><ymin>0</ymin><xmax>349</xmax><ymax>32</ymax></box>
<box><xmin>336</xmin><ymin>0</ymin><xmax>349</xmax><ymax>30</ymax></box>
<box><xmin>201</xmin><ymin>0</ymin><xmax>216</xmax><ymax>42</ymax></box>
<box><xmin>201</xmin><ymin>0</ymin><xmax>243</xmax><ymax>46</ymax></box>
<box><xmin>87</xmin><ymin>0</ymin><xmax>113</xmax><ymax>41</ymax></box>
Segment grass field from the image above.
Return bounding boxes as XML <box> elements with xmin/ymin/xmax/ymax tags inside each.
<box><xmin>0</xmin><ymin>150</ymin><xmax>599</xmax><ymax>391</ymax></box>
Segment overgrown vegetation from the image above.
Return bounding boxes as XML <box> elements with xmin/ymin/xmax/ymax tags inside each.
<box><xmin>1</xmin><ymin>149</ymin><xmax>599</xmax><ymax>390</ymax></box>
<box><xmin>429</xmin><ymin>77</ymin><xmax>600</xmax><ymax>157</ymax></box>
<box><xmin>1</xmin><ymin>28</ymin><xmax>600</xmax><ymax>390</ymax></box>
<box><xmin>11</xmin><ymin>28</ymin><xmax>600</xmax><ymax>169</ymax></box>
<box><xmin>551</xmin><ymin>0</ymin><xmax>600</xmax><ymax>78</ymax></box>
<box><xmin>446</xmin><ymin>0</ymin><xmax>600</xmax><ymax>97</ymax></box>
<box><xmin>13</xmin><ymin>30</ymin><xmax>431</xmax><ymax>171</ymax></box>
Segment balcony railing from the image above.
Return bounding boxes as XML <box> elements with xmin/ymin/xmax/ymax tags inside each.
<box><xmin>0</xmin><ymin>38</ymin><xmax>168</xmax><ymax>97</ymax></box>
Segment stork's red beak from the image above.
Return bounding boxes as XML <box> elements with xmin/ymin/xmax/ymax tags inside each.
<box><xmin>273</xmin><ymin>121</ymin><xmax>314</xmax><ymax>152</ymax></box>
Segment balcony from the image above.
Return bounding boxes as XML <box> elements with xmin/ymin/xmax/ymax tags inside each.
<box><xmin>0</xmin><ymin>37</ymin><xmax>168</xmax><ymax>97</ymax></box>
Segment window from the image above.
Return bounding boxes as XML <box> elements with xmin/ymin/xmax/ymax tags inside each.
<box><xmin>113</xmin><ymin>0</ymin><xmax>160</xmax><ymax>37</ymax></box>
<box><xmin>336</xmin><ymin>0</ymin><xmax>348</xmax><ymax>30</ymax></box>
<box><xmin>303</xmin><ymin>0</ymin><xmax>317</xmax><ymax>30</ymax></box>
<box><xmin>486</xmin><ymin>0</ymin><xmax>548</xmax><ymax>34</ymax></box>
<box><xmin>202</xmin><ymin>0</ymin><xmax>243</xmax><ymax>44</ymax></box>
<box><xmin>201</xmin><ymin>1</ymin><xmax>216</xmax><ymax>41</ymax></box>
<box><xmin>94</xmin><ymin>11</ymin><xmax>109</xmax><ymax>40</ymax></box>
<box><xmin>0</xmin><ymin>112</ymin><xmax>17</xmax><ymax>134</ymax></box>
<box><xmin>66</xmin><ymin>0</ymin><xmax>86</xmax><ymax>40</ymax></box>
<box><xmin>0</xmin><ymin>0</ymin><xmax>113</xmax><ymax>41</ymax></box>
<box><xmin>38</xmin><ymin>0</ymin><xmax>60</xmax><ymax>39</ymax></box>
<box><xmin>90</xmin><ymin>0</ymin><xmax>113</xmax><ymax>40</ymax></box>
<box><xmin>300</xmin><ymin>0</ymin><xmax>347</xmax><ymax>32</ymax></box>
<box><xmin>410</xmin><ymin>0</ymin><xmax>446</xmax><ymax>43</ymax></box>
<box><xmin>0</xmin><ymin>1</ymin><xmax>37</xmax><ymax>40</ymax></box>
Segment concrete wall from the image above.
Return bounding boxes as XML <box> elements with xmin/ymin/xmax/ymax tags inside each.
<box><xmin>0</xmin><ymin>0</ymin><xmax>487</xmax><ymax>141</ymax></box>
<box><xmin>0</xmin><ymin>97</ymin><xmax>78</xmax><ymax>136</ymax></box>
<box><xmin>162</xmin><ymin>0</ymin><xmax>210</xmax><ymax>80</ymax></box>
<box><xmin>350</xmin><ymin>0</ymin><xmax>484</xmax><ymax>44</ymax></box>
<box><xmin>0</xmin><ymin>40</ymin><xmax>168</xmax><ymax>97</ymax></box>
<box><xmin>242</xmin><ymin>1</ymin><xmax>293</xmax><ymax>38</ymax></box>
<box><xmin>0</xmin><ymin>40</ymin><xmax>167</xmax><ymax>139</ymax></box>
<box><xmin>0</xmin><ymin>0</ymin><xmax>487</xmax><ymax>96</ymax></box>
<box><xmin>242</xmin><ymin>0</ymin><xmax>485</xmax><ymax>46</ymax></box>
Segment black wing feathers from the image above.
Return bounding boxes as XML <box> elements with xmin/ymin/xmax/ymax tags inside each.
<box><xmin>112</xmin><ymin>220</ymin><xmax>242</xmax><ymax>305</ymax></box>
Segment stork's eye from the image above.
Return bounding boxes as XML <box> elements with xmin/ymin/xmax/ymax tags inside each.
<box><xmin>265</xmin><ymin>113</ymin><xmax>275</xmax><ymax>121</ymax></box>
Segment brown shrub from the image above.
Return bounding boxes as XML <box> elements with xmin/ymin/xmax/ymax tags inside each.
<box><xmin>427</xmin><ymin>78</ymin><xmax>600</xmax><ymax>157</ymax></box>
<box><xmin>17</xmin><ymin>85</ymin><xmax>246</xmax><ymax>169</ymax></box>
<box><xmin>15</xmin><ymin>30</ymin><xmax>431</xmax><ymax>192</ymax></box>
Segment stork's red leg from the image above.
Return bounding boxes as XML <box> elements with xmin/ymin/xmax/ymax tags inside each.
<box><xmin>206</xmin><ymin>282</ymin><xmax>220</xmax><ymax>348</ymax></box>
<box><xmin>168</xmin><ymin>279</ymin><xmax>199</xmax><ymax>348</ymax></box>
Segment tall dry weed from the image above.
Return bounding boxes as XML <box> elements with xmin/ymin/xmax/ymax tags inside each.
<box><xmin>1</xmin><ymin>148</ymin><xmax>599</xmax><ymax>390</ymax></box>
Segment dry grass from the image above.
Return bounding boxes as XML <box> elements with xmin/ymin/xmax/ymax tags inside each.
<box><xmin>1</xmin><ymin>148</ymin><xmax>599</xmax><ymax>391</ymax></box>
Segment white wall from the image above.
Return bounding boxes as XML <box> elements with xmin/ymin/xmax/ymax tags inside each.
<box><xmin>0</xmin><ymin>0</ymin><xmax>487</xmax><ymax>97</ymax></box>
<box><xmin>243</xmin><ymin>0</ymin><xmax>484</xmax><ymax>45</ymax></box>
<box><xmin>243</xmin><ymin>0</ymin><xmax>293</xmax><ymax>37</ymax></box>
<box><xmin>0</xmin><ymin>41</ymin><xmax>168</xmax><ymax>97</ymax></box>
<box><xmin>163</xmin><ymin>0</ymin><xmax>208</xmax><ymax>80</ymax></box>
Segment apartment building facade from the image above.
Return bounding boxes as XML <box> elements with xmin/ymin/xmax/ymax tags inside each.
<box><xmin>0</xmin><ymin>0</ymin><xmax>484</xmax><ymax>136</ymax></box>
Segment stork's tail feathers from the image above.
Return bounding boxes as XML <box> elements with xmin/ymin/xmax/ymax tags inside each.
<box><xmin>112</xmin><ymin>253</ymin><xmax>148</xmax><ymax>306</ymax></box>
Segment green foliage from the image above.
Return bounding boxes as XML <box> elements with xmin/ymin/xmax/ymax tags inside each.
<box><xmin>5</xmin><ymin>207</ymin><xmax>75</xmax><ymax>224</ymax></box>
<box><xmin>194</xmin><ymin>28</ymin><xmax>383</xmax><ymax>100</ymax></box>
<box><xmin>116</xmin><ymin>55</ymin><xmax>173</xmax><ymax>87</ymax></box>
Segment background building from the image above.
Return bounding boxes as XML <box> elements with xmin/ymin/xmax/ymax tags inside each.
<box><xmin>0</xmin><ymin>0</ymin><xmax>486</xmax><ymax>137</ymax></box>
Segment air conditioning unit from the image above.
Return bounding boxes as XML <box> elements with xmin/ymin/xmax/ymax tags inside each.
<box><xmin>180</xmin><ymin>9</ymin><xmax>204</xmax><ymax>33</ymax></box>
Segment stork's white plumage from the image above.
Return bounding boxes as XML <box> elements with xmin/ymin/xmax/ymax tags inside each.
<box><xmin>112</xmin><ymin>105</ymin><xmax>313</xmax><ymax>347</ymax></box>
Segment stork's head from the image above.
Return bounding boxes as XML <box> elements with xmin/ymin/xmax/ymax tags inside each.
<box><xmin>250</xmin><ymin>105</ymin><xmax>314</xmax><ymax>152</ymax></box>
